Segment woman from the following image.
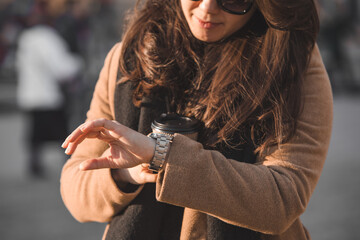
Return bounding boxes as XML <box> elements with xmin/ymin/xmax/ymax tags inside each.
<box><xmin>61</xmin><ymin>0</ymin><xmax>333</xmax><ymax>239</ymax></box>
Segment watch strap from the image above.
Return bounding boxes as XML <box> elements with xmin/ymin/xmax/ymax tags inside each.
<box><xmin>147</xmin><ymin>133</ymin><xmax>174</xmax><ymax>172</ymax></box>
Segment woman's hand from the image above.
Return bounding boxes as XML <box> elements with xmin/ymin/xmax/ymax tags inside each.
<box><xmin>61</xmin><ymin>118</ymin><xmax>156</xmax><ymax>171</ymax></box>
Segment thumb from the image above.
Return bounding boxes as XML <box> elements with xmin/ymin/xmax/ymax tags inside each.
<box><xmin>139</xmin><ymin>167</ymin><xmax>158</xmax><ymax>183</ymax></box>
<box><xmin>141</xmin><ymin>172</ymin><xmax>158</xmax><ymax>183</ymax></box>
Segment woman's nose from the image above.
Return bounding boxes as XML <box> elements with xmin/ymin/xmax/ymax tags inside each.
<box><xmin>198</xmin><ymin>0</ymin><xmax>221</xmax><ymax>14</ymax></box>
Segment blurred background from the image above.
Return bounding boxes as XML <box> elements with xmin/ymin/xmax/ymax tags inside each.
<box><xmin>0</xmin><ymin>0</ymin><xmax>359</xmax><ymax>239</ymax></box>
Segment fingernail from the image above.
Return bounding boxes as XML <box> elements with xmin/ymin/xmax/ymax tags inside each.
<box><xmin>65</xmin><ymin>147</ymin><xmax>70</xmax><ymax>154</ymax></box>
<box><xmin>79</xmin><ymin>162</ymin><xmax>88</xmax><ymax>171</ymax></box>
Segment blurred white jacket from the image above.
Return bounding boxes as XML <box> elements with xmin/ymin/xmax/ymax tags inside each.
<box><xmin>16</xmin><ymin>25</ymin><xmax>83</xmax><ymax>110</ymax></box>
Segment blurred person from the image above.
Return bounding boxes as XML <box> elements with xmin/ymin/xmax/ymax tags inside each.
<box><xmin>342</xmin><ymin>17</ymin><xmax>360</xmax><ymax>90</ymax></box>
<box><xmin>0</xmin><ymin>0</ymin><xmax>12</xmax><ymax>66</ymax></box>
<box><xmin>61</xmin><ymin>0</ymin><xmax>332</xmax><ymax>240</ymax></box>
<box><xmin>0</xmin><ymin>0</ymin><xmax>17</xmax><ymax>67</ymax></box>
<box><xmin>16</xmin><ymin>0</ymin><xmax>83</xmax><ymax>177</ymax></box>
<box><xmin>53</xmin><ymin>0</ymin><xmax>93</xmax><ymax>127</ymax></box>
<box><xmin>83</xmin><ymin>0</ymin><xmax>120</xmax><ymax>79</ymax></box>
<box><xmin>71</xmin><ymin>0</ymin><xmax>122</xmax><ymax>125</ymax></box>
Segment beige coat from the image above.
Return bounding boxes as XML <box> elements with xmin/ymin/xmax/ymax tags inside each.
<box><xmin>60</xmin><ymin>42</ymin><xmax>333</xmax><ymax>240</ymax></box>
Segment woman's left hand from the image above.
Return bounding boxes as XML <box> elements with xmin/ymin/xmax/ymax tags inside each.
<box><xmin>61</xmin><ymin>118</ymin><xmax>155</xmax><ymax>171</ymax></box>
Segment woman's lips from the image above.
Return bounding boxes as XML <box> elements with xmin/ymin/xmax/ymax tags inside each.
<box><xmin>195</xmin><ymin>16</ymin><xmax>221</xmax><ymax>29</ymax></box>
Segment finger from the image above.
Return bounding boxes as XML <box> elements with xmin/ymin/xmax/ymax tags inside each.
<box><xmin>64</xmin><ymin>125</ymin><xmax>121</xmax><ymax>155</ymax></box>
<box><xmin>141</xmin><ymin>163</ymin><xmax>149</xmax><ymax>168</ymax></box>
<box><xmin>61</xmin><ymin>123</ymin><xmax>87</xmax><ymax>148</ymax></box>
<box><xmin>68</xmin><ymin>126</ymin><xmax>104</xmax><ymax>143</ymax></box>
<box><xmin>140</xmin><ymin>169</ymin><xmax>158</xmax><ymax>183</ymax></box>
<box><xmin>62</xmin><ymin>120</ymin><xmax>107</xmax><ymax>149</ymax></box>
<box><xmin>79</xmin><ymin>156</ymin><xmax>117</xmax><ymax>171</ymax></box>
<box><xmin>62</xmin><ymin>119</ymin><xmax>121</xmax><ymax>149</ymax></box>
<box><xmin>61</xmin><ymin>129</ymin><xmax>80</xmax><ymax>148</ymax></box>
<box><xmin>64</xmin><ymin>142</ymin><xmax>75</xmax><ymax>155</ymax></box>
<box><xmin>81</xmin><ymin>119</ymin><xmax>125</xmax><ymax>138</ymax></box>
<box><xmin>64</xmin><ymin>130</ymin><xmax>104</xmax><ymax>155</ymax></box>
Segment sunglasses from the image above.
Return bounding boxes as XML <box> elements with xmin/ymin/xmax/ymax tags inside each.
<box><xmin>190</xmin><ymin>0</ymin><xmax>254</xmax><ymax>15</ymax></box>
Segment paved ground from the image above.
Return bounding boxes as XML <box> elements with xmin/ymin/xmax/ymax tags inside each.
<box><xmin>1</xmin><ymin>80</ymin><xmax>360</xmax><ymax>240</ymax></box>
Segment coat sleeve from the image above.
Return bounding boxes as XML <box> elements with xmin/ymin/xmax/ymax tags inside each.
<box><xmin>60</xmin><ymin>43</ymin><xmax>143</xmax><ymax>223</ymax></box>
<box><xmin>155</xmin><ymin>45</ymin><xmax>333</xmax><ymax>235</ymax></box>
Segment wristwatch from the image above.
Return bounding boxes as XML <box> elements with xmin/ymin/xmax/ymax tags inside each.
<box><xmin>147</xmin><ymin>132</ymin><xmax>174</xmax><ymax>172</ymax></box>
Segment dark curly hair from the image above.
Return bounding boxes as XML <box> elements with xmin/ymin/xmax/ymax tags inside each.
<box><xmin>118</xmin><ymin>0</ymin><xmax>319</xmax><ymax>157</ymax></box>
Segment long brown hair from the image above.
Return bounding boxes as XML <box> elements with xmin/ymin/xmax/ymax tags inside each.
<box><xmin>118</xmin><ymin>0</ymin><xmax>319</xmax><ymax>157</ymax></box>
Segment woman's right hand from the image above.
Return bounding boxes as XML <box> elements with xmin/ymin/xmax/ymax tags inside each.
<box><xmin>62</xmin><ymin>118</ymin><xmax>156</xmax><ymax>171</ymax></box>
<box><xmin>61</xmin><ymin>118</ymin><xmax>158</xmax><ymax>185</ymax></box>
